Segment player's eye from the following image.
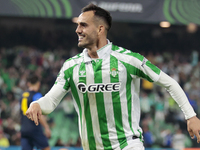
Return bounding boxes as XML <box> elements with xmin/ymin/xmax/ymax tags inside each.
<box><xmin>80</xmin><ymin>22</ymin><xmax>87</xmax><ymax>27</ymax></box>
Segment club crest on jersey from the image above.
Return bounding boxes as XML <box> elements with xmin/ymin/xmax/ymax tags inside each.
<box><xmin>110</xmin><ymin>68</ymin><xmax>119</xmax><ymax>77</ymax></box>
<box><xmin>79</xmin><ymin>70</ymin><xmax>86</xmax><ymax>77</ymax></box>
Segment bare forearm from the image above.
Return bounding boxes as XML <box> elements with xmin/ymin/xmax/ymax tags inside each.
<box><xmin>39</xmin><ymin>115</ymin><xmax>49</xmax><ymax>129</ymax></box>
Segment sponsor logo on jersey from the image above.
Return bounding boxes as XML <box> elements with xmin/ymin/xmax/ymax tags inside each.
<box><xmin>109</xmin><ymin>68</ymin><xmax>119</xmax><ymax>77</ymax></box>
<box><xmin>77</xmin><ymin>82</ymin><xmax>121</xmax><ymax>93</ymax></box>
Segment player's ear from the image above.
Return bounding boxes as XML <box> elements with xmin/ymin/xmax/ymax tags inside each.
<box><xmin>98</xmin><ymin>25</ymin><xmax>106</xmax><ymax>35</ymax></box>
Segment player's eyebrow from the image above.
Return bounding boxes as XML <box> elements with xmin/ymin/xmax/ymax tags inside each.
<box><xmin>78</xmin><ymin>22</ymin><xmax>88</xmax><ymax>27</ymax></box>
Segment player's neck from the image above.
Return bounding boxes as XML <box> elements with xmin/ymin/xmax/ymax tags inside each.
<box><xmin>28</xmin><ymin>84</ymin><xmax>40</xmax><ymax>92</ymax></box>
<box><xmin>87</xmin><ymin>38</ymin><xmax>107</xmax><ymax>58</ymax></box>
<box><xmin>88</xmin><ymin>50</ymin><xmax>99</xmax><ymax>58</ymax></box>
<box><xmin>29</xmin><ymin>87</ymin><xmax>38</xmax><ymax>92</ymax></box>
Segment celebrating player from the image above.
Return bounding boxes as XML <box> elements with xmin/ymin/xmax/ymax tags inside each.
<box><xmin>26</xmin><ymin>3</ymin><xmax>200</xmax><ymax>150</ymax></box>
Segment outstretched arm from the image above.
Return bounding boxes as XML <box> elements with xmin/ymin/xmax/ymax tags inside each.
<box><xmin>155</xmin><ymin>71</ymin><xmax>200</xmax><ymax>143</ymax></box>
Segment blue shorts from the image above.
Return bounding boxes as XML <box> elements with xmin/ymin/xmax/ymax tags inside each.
<box><xmin>21</xmin><ymin>131</ymin><xmax>49</xmax><ymax>150</ymax></box>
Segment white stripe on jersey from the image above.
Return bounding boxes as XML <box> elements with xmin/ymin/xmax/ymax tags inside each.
<box><xmin>131</xmin><ymin>78</ymin><xmax>142</xmax><ymax>138</ymax></box>
<box><xmin>118</xmin><ymin>61</ymin><xmax>133</xmax><ymax>138</ymax></box>
<box><xmin>86</xmin><ymin>62</ymin><xmax>104</xmax><ymax>149</ymax></box>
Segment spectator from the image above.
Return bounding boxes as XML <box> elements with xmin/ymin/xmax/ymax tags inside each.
<box><xmin>171</xmin><ymin>129</ymin><xmax>187</xmax><ymax>150</ymax></box>
<box><xmin>0</xmin><ymin>128</ymin><xmax>10</xmax><ymax>147</ymax></box>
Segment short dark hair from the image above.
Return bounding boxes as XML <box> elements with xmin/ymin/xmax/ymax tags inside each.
<box><xmin>27</xmin><ymin>74</ymin><xmax>39</xmax><ymax>84</ymax></box>
<box><xmin>82</xmin><ymin>3</ymin><xmax>112</xmax><ymax>31</ymax></box>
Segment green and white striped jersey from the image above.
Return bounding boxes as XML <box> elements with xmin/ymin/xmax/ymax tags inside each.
<box><xmin>55</xmin><ymin>42</ymin><xmax>161</xmax><ymax>150</ymax></box>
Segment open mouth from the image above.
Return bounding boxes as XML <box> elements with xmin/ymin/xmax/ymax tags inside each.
<box><xmin>78</xmin><ymin>35</ymin><xmax>85</xmax><ymax>41</ymax></box>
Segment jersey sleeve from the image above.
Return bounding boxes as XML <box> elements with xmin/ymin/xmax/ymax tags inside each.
<box><xmin>125</xmin><ymin>52</ymin><xmax>161</xmax><ymax>82</ymax></box>
<box><xmin>139</xmin><ymin>57</ymin><xmax>161</xmax><ymax>82</ymax></box>
<box><xmin>33</xmin><ymin>84</ymin><xmax>68</xmax><ymax>114</ymax></box>
<box><xmin>155</xmin><ymin>71</ymin><xmax>196</xmax><ymax>119</ymax></box>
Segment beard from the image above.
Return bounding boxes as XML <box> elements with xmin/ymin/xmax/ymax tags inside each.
<box><xmin>77</xmin><ymin>37</ymin><xmax>96</xmax><ymax>48</ymax></box>
<box><xmin>78</xmin><ymin>41</ymin><xmax>86</xmax><ymax>48</ymax></box>
<box><xmin>77</xmin><ymin>31</ymin><xmax>98</xmax><ymax>48</ymax></box>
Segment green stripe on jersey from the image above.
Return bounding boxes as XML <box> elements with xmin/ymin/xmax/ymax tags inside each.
<box><xmin>79</xmin><ymin>62</ymin><xmax>96</xmax><ymax>150</ymax></box>
<box><xmin>112</xmin><ymin>44</ymin><xmax>144</xmax><ymax>61</ymax></box>
<box><xmin>110</xmin><ymin>55</ymin><xmax>128</xmax><ymax>149</ymax></box>
<box><xmin>65</xmin><ymin>64</ymin><xmax>83</xmax><ymax>133</ymax></box>
<box><xmin>92</xmin><ymin>59</ymin><xmax>112</xmax><ymax>149</ymax></box>
<box><xmin>112</xmin><ymin>44</ymin><xmax>160</xmax><ymax>76</ymax></box>
<box><xmin>63</xmin><ymin>65</ymin><xmax>77</xmax><ymax>90</ymax></box>
<box><xmin>112</xmin><ymin>44</ymin><xmax>120</xmax><ymax>51</ymax></box>
<box><xmin>124</xmin><ymin>66</ymin><xmax>135</xmax><ymax>134</ymax></box>
<box><xmin>121</xmin><ymin>61</ymin><xmax>153</xmax><ymax>82</ymax></box>
<box><xmin>126</xmin><ymin>52</ymin><xmax>144</xmax><ymax>61</ymax></box>
<box><xmin>137</xmin><ymin>129</ymin><xmax>143</xmax><ymax>142</ymax></box>
<box><xmin>146</xmin><ymin>60</ymin><xmax>161</xmax><ymax>75</ymax></box>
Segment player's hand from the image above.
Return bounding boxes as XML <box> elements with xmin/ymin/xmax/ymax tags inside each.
<box><xmin>187</xmin><ymin>116</ymin><xmax>200</xmax><ymax>143</ymax></box>
<box><xmin>26</xmin><ymin>102</ymin><xmax>42</xmax><ymax>126</ymax></box>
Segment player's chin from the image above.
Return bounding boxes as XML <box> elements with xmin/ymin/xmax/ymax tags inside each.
<box><xmin>78</xmin><ymin>42</ymin><xmax>85</xmax><ymax>48</ymax></box>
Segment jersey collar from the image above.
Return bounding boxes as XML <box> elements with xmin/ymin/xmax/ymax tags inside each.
<box><xmin>83</xmin><ymin>40</ymin><xmax>112</xmax><ymax>63</ymax></box>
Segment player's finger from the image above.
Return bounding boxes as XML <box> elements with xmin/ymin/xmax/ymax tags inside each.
<box><xmin>188</xmin><ymin>129</ymin><xmax>194</xmax><ymax>139</ymax></box>
<box><xmin>26</xmin><ymin>110</ymin><xmax>32</xmax><ymax>120</ymax></box>
<box><xmin>28</xmin><ymin>115</ymin><xmax>32</xmax><ymax>120</ymax></box>
<box><xmin>197</xmin><ymin>136</ymin><xmax>200</xmax><ymax>143</ymax></box>
<box><xmin>32</xmin><ymin>112</ymin><xmax>39</xmax><ymax>126</ymax></box>
<box><xmin>37</xmin><ymin>112</ymin><xmax>42</xmax><ymax>121</ymax></box>
<box><xmin>26</xmin><ymin>113</ymin><xmax>30</xmax><ymax>119</ymax></box>
<box><xmin>194</xmin><ymin>131</ymin><xmax>200</xmax><ymax>143</ymax></box>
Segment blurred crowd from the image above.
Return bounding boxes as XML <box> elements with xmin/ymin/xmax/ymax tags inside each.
<box><xmin>0</xmin><ymin>45</ymin><xmax>81</xmax><ymax>148</ymax></box>
<box><xmin>140</xmin><ymin>50</ymin><xmax>200</xmax><ymax>149</ymax></box>
<box><xmin>0</xmin><ymin>20</ymin><xmax>200</xmax><ymax>149</ymax></box>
